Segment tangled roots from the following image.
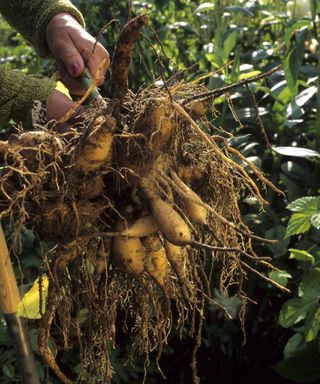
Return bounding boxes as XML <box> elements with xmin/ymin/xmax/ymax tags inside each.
<box><xmin>0</xmin><ymin>14</ymin><xmax>286</xmax><ymax>384</ymax></box>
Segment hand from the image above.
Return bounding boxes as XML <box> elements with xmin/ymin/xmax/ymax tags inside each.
<box><xmin>46</xmin><ymin>90</ymin><xmax>86</xmax><ymax>132</ymax></box>
<box><xmin>46</xmin><ymin>90</ymin><xmax>77</xmax><ymax>121</ymax></box>
<box><xmin>46</xmin><ymin>13</ymin><xmax>109</xmax><ymax>95</ymax></box>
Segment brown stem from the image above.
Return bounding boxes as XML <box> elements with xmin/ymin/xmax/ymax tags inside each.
<box><xmin>38</xmin><ymin>243</ymin><xmax>78</xmax><ymax>384</ymax></box>
<box><xmin>190</xmin><ymin>241</ymin><xmax>273</xmax><ymax>264</ymax></box>
<box><xmin>110</xmin><ymin>14</ymin><xmax>149</xmax><ymax>103</ymax></box>
<box><xmin>0</xmin><ymin>140</ymin><xmax>9</xmax><ymax>162</ymax></box>
<box><xmin>182</xmin><ymin>64</ymin><xmax>282</xmax><ymax>106</ymax></box>
<box><xmin>245</xmin><ymin>83</ymin><xmax>272</xmax><ymax>149</ymax></box>
<box><xmin>240</xmin><ymin>260</ymin><xmax>291</xmax><ymax>293</ymax></box>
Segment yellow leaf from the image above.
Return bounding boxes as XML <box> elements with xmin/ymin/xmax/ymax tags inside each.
<box><xmin>55</xmin><ymin>81</ymin><xmax>72</xmax><ymax>100</ymax></box>
<box><xmin>17</xmin><ymin>275</ymin><xmax>49</xmax><ymax>319</ymax></box>
<box><xmin>50</xmin><ymin>72</ymin><xmax>71</xmax><ymax>99</ymax></box>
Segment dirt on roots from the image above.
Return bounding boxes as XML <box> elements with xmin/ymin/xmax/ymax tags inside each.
<box><xmin>0</xmin><ymin>14</ymin><xmax>286</xmax><ymax>384</ymax></box>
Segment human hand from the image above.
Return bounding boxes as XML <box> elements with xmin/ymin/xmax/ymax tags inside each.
<box><xmin>46</xmin><ymin>13</ymin><xmax>109</xmax><ymax>95</ymax></box>
<box><xmin>46</xmin><ymin>89</ymin><xmax>78</xmax><ymax>122</ymax></box>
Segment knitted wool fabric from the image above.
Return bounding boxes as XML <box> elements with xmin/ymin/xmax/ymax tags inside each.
<box><xmin>0</xmin><ymin>0</ymin><xmax>84</xmax><ymax>127</ymax></box>
<box><xmin>0</xmin><ymin>67</ymin><xmax>55</xmax><ymax>127</ymax></box>
<box><xmin>0</xmin><ymin>0</ymin><xmax>84</xmax><ymax>56</ymax></box>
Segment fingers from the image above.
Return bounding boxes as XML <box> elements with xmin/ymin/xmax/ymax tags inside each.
<box><xmin>52</xmin><ymin>35</ymin><xmax>85</xmax><ymax>78</ymax></box>
<box><xmin>46</xmin><ymin>13</ymin><xmax>110</xmax><ymax>95</ymax></box>
<box><xmin>47</xmin><ymin>14</ymin><xmax>85</xmax><ymax>76</ymax></box>
<box><xmin>69</xmin><ymin>31</ymin><xmax>110</xmax><ymax>88</ymax></box>
<box><xmin>57</xmin><ymin>60</ymin><xmax>84</xmax><ymax>95</ymax></box>
<box><xmin>56</xmin><ymin>42</ymin><xmax>109</xmax><ymax>96</ymax></box>
<box><xmin>80</xmin><ymin>41</ymin><xmax>110</xmax><ymax>86</ymax></box>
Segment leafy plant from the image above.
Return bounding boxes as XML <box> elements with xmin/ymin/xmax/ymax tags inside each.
<box><xmin>274</xmin><ymin>196</ymin><xmax>320</xmax><ymax>383</ymax></box>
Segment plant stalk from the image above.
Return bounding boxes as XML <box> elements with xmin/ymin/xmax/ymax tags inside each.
<box><xmin>4</xmin><ymin>313</ymin><xmax>40</xmax><ymax>384</ymax></box>
<box><xmin>0</xmin><ymin>223</ymin><xmax>40</xmax><ymax>384</ymax></box>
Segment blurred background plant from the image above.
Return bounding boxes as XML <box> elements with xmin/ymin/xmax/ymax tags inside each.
<box><xmin>0</xmin><ymin>0</ymin><xmax>319</xmax><ymax>382</ymax></box>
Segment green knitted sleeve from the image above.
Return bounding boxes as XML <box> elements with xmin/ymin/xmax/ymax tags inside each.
<box><xmin>0</xmin><ymin>65</ymin><xmax>56</xmax><ymax>127</ymax></box>
<box><xmin>0</xmin><ymin>0</ymin><xmax>85</xmax><ymax>56</ymax></box>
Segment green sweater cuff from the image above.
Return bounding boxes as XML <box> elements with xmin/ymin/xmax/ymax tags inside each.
<box><xmin>0</xmin><ymin>0</ymin><xmax>85</xmax><ymax>56</ymax></box>
<box><xmin>0</xmin><ymin>66</ymin><xmax>56</xmax><ymax>128</ymax></box>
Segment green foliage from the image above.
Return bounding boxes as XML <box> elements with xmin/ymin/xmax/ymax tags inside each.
<box><xmin>286</xmin><ymin>197</ymin><xmax>320</xmax><ymax>237</ymax></box>
<box><xmin>279</xmin><ymin>269</ymin><xmax>320</xmax><ymax>336</ymax></box>
<box><xmin>275</xmin><ymin>195</ymin><xmax>320</xmax><ymax>383</ymax></box>
<box><xmin>289</xmin><ymin>248</ymin><xmax>315</xmax><ymax>264</ymax></box>
<box><xmin>0</xmin><ymin>0</ymin><xmax>319</xmax><ymax>383</ymax></box>
<box><xmin>0</xmin><ymin>316</ymin><xmax>21</xmax><ymax>384</ymax></box>
<box><xmin>284</xmin><ymin>23</ymin><xmax>311</xmax><ymax>95</ymax></box>
<box><xmin>0</xmin><ymin>15</ymin><xmax>52</xmax><ymax>74</ymax></box>
<box><xmin>274</xmin><ymin>351</ymin><xmax>320</xmax><ymax>384</ymax></box>
<box><xmin>269</xmin><ymin>270</ymin><xmax>292</xmax><ymax>287</ymax></box>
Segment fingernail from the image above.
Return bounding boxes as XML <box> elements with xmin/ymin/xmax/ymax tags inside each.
<box><xmin>71</xmin><ymin>62</ymin><xmax>81</xmax><ymax>77</ymax></box>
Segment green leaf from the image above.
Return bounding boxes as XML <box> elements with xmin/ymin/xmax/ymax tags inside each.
<box><xmin>273</xmin><ymin>353</ymin><xmax>320</xmax><ymax>383</ymax></box>
<box><xmin>194</xmin><ymin>3</ymin><xmax>214</xmax><ymax>13</ymax></box>
<box><xmin>310</xmin><ymin>213</ymin><xmax>320</xmax><ymax>229</ymax></box>
<box><xmin>228</xmin><ymin>134</ymin><xmax>252</xmax><ymax>147</ymax></box>
<box><xmin>280</xmin><ymin>173</ymin><xmax>304</xmax><ymax>202</ymax></box>
<box><xmin>286</xmin><ymin>197</ymin><xmax>320</xmax><ymax>237</ymax></box>
<box><xmin>286</xmin><ymin>86</ymin><xmax>317</xmax><ymax>118</ymax></box>
<box><xmin>223</xmin><ymin>31</ymin><xmax>238</xmax><ymax>60</ymax></box>
<box><xmin>237</xmin><ymin>107</ymin><xmax>268</xmax><ymax>119</ymax></box>
<box><xmin>225</xmin><ymin>6</ymin><xmax>254</xmax><ymax>16</ymax></box>
<box><xmin>299</xmin><ymin>269</ymin><xmax>320</xmax><ymax>300</ymax></box>
<box><xmin>286</xmin><ymin>212</ymin><xmax>312</xmax><ymax>238</ymax></box>
<box><xmin>310</xmin><ymin>0</ymin><xmax>319</xmax><ymax>18</ymax></box>
<box><xmin>281</xmin><ymin>161</ymin><xmax>311</xmax><ymax>182</ymax></box>
<box><xmin>47</xmin><ymin>337</ymin><xmax>57</xmax><ymax>358</ymax></box>
<box><xmin>28</xmin><ymin>329</ymin><xmax>39</xmax><ymax>352</ymax></box>
<box><xmin>305</xmin><ymin>307</ymin><xmax>320</xmax><ymax>341</ymax></box>
<box><xmin>289</xmin><ymin>249</ymin><xmax>315</xmax><ymax>264</ymax></box>
<box><xmin>272</xmin><ymin>84</ymin><xmax>293</xmax><ymax>118</ymax></box>
<box><xmin>279</xmin><ymin>298</ymin><xmax>314</xmax><ymax>328</ymax></box>
<box><xmin>287</xmin><ymin>196</ymin><xmax>320</xmax><ymax>213</ymax></box>
<box><xmin>269</xmin><ymin>270</ymin><xmax>292</xmax><ymax>287</ymax></box>
<box><xmin>287</xmin><ymin>1</ymin><xmax>312</xmax><ymax>20</ymax></box>
<box><xmin>283</xmin><ymin>333</ymin><xmax>306</xmax><ymax>359</ymax></box>
<box><xmin>273</xmin><ymin>146</ymin><xmax>320</xmax><ymax>158</ymax></box>
<box><xmin>265</xmin><ymin>225</ymin><xmax>290</xmax><ymax>257</ymax></box>
<box><xmin>284</xmin><ymin>26</ymin><xmax>309</xmax><ymax>94</ymax></box>
<box><xmin>279</xmin><ymin>269</ymin><xmax>320</xmax><ymax>328</ymax></box>
<box><xmin>284</xmin><ymin>119</ymin><xmax>304</xmax><ymax>128</ymax></box>
<box><xmin>2</xmin><ymin>364</ymin><xmax>15</xmax><ymax>379</ymax></box>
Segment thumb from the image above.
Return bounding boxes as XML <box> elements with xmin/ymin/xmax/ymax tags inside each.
<box><xmin>54</xmin><ymin>36</ymin><xmax>85</xmax><ymax>77</ymax></box>
<box><xmin>46</xmin><ymin>90</ymin><xmax>76</xmax><ymax>121</ymax></box>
